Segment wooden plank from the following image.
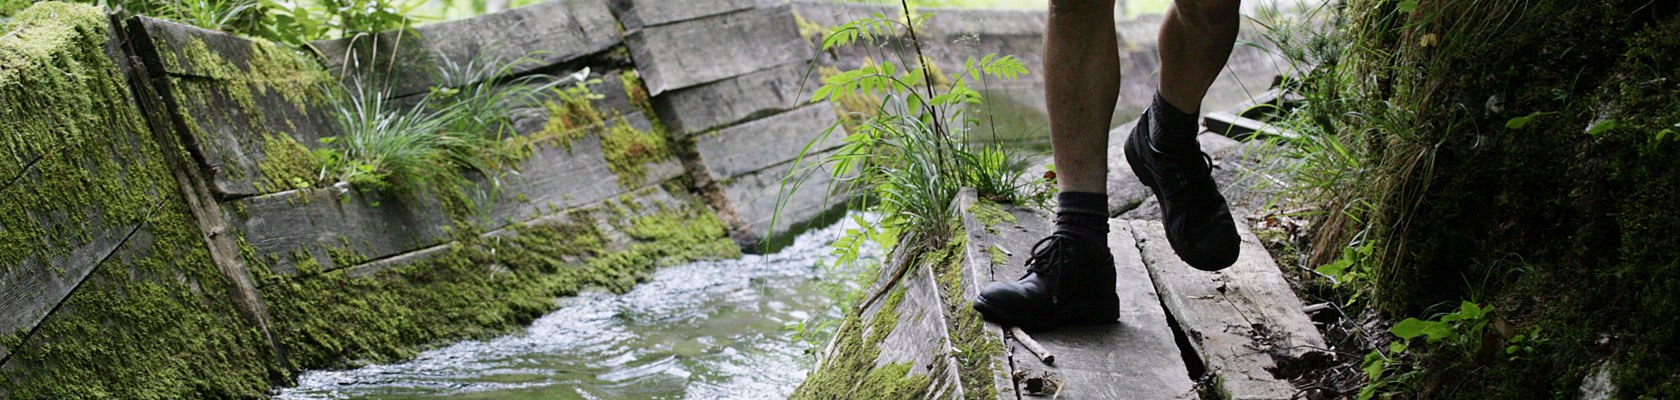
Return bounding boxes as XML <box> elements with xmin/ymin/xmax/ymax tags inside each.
<box><xmin>716</xmin><ymin>147</ymin><xmax>846</xmax><ymax>244</ymax></box>
<box><xmin>694</xmin><ymin>103</ymin><xmax>842</xmax><ymax>180</ymax></box>
<box><xmin>609</xmin><ymin>0</ymin><xmax>756</xmax><ymax>30</ymax></box>
<box><xmin>312</xmin><ymin>0</ymin><xmax>621</xmax><ymax>99</ymax></box>
<box><xmin>874</xmin><ymin>261</ymin><xmax>967</xmax><ymax>399</ymax></box>
<box><xmin>232</xmin><ymin>115</ymin><xmax>682</xmax><ymax>278</ymax></box>
<box><xmin>1130</xmin><ymin>219</ymin><xmax>1327</xmax><ymax>400</ymax></box>
<box><xmin>654</xmin><ymin>61</ymin><xmax>816</xmax><ymax>137</ymax></box>
<box><xmin>624</xmin><ymin>4</ymin><xmax>812</xmax><ymax>95</ymax></box>
<box><xmin>954</xmin><ymin>190</ymin><xmax>1020</xmax><ymax>399</ymax></box>
<box><xmin>131</xmin><ymin>17</ymin><xmax>343</xmax><ymax>198</ymax></box>
<box><xmin>962</xmin><ymin>195</ymin><xmax>1196</xmax><ymax>399</ymax></box>
<box><xmin>1205</xmin><ymin>111</ymin><xmax>1299</xmax><ymax>141</ymax></box>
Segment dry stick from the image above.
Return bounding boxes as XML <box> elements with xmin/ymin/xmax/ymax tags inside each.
<box><xmin>1009</xmin><ymin>326</ymin><xmax>1054</xmax><ymax>365</ymax></box>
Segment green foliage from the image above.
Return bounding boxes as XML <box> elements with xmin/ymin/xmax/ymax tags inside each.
<box><xmin>317</xmin><ymin>57</ymin><xmax>561</xmax><ymax>217</ymax></box>
<box><xmin>1261</xmin><ymin>0</ymin><xmax>1680</xmax><ymax>397</ymax></box>
<box><xmin>782</xmin><ymin>8</ymin><xmax>1034</xmax><ymax>249</ymax></box>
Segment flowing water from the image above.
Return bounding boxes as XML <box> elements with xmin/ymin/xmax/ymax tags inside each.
<box><xmin>276</xmin><ymin>216</ymin><xmax>882</xmax><ymax>400</ymax></box>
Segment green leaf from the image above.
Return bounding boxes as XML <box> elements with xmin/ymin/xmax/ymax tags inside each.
<box><xmin>1396</xmin><ymin>0</ymin><xmax>1419</xmax><ymax>12</ymax></box>
<box><xmin>1389</xmin><ymin>341</ymin><xmax>1408</xmax><ymax>354</ymax></box>
<box><xmin>1657</xmin><ymin>128</ymin><xmax>1673</xmax><ymax>141</ymax></box>
<box><xmin>1505</xmin><ymin>111</ymin><xmax>1553</xmax><ymax>129</ymax></box>
<box><xmin>1588</xmin><ymin>119</ymin><xmax>1617</xmax><ymax>136</ymax></box>
<box><xmin>1315</xmin><ymin>258</ymin><xmax>1352</xmax><ymax>281</ymax></box>
<box><xmin>1390</xmin><ymin>318</ymin><xmax>1432</xmax><ymax>340</ymax></box>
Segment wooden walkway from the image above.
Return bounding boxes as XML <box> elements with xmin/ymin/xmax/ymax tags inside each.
<box><xmin>957</xmin><ymin>191</ymin><xmax>1327</xmax><ymax>399</ymax></box>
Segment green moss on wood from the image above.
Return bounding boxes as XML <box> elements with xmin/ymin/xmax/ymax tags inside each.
<box><xmin>791</xmin><ymin>284</ymin><xmax>931</xmax><ymax>399</ymax></box>
<box><xmin>255</xmin><ymin>132</ymin><xmax>321</xmax><ymax>193</ymax></box>
<box><xmin>257</xmin><ymin>198</ymin><xmax>738</xmax><ymax>370</ymax></box>
<box><xmin>932</xmin><ymin>232</ymin><xmax>1002</xmax><ymax>400</ymax></box>
<box><xmin>969</xmin><ymin>199</ymin><xmax>1015</xmax><ymax>234</ymax></box>
<box><xmin>0</xmin><ymin>4</ymin><xmax>277</xmax><ymax>397</ymax></box>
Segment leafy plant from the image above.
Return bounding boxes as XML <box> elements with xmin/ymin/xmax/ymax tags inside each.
<box><xmin>317</xmin><ymin>56</ymin><xmax>563</xmax><ymax>218</ymax></box>
<box><xmin>780</xmin><ymin>8</ymin><xmax>1032</xmax><ymax>249</ymax></box>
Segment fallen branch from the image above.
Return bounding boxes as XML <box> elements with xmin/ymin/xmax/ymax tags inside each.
<box><xmin>1009</xmin><ymin>326</ymin><xmax>1054</xmax><ymax>365</ymax></box>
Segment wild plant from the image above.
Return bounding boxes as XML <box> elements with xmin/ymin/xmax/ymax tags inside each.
<box><xmin>777</xmin><ymin>6</ymin><xmax>1033</xmax><ymax>258</ymax></box>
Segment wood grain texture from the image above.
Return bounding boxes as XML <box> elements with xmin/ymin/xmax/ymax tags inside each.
<box><xmin>313</xmin><ymin>0</ymin><xmax>620</xmax><ymax>99</ymax></box>
<box><xmin>624</xmin><ymin>4</ymin><xmax>811</xmax><ymax>95</ymax></box>
<box><xmin>965</xmin><ymin>199</ymin><xmax>1197</xmax><ymax>399</ymax></box>
<box><xmin>1131</xmin><ymin>219</ymin><xmax>1327</xmax><ymax>400</ymax></box>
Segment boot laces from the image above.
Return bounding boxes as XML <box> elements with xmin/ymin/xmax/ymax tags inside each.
<box><xmin>1024</xmin><ymin>234</ymin><xmax>1074</xmax><ymax>275</ymax></box>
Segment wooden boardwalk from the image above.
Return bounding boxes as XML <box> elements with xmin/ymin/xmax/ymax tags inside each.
<box><xmin>958</xmin><ymin>191</ymin><xmax>1327</xmax><ymax>399</ymax></box>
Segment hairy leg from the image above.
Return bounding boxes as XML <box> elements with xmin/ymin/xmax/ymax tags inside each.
<box><xmin>1045</xmin><ymin>0</ymin><xmax>1120</xmax><ymax>194</ymax></box>
<box><xmin>1158</xmin><ymin>0</ymin><xmax>1242</xmax><ymax>113</ymax></box>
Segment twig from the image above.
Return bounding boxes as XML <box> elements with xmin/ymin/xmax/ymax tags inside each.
<box><xmin>1303</xmin><ymin>302</ymin><xmax>1332</xmax><ymax>313</ymax></box>
<box><xmin>1009</xmin><ymin>326</ymin><xmax>1054</xmax><ymax>365</ymax></box>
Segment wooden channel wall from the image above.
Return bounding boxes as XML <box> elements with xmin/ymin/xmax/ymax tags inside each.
<box><xmin>0</xmin><ymin>0</ymin><xmax>1283</xmax><ymax>396</ymax></box>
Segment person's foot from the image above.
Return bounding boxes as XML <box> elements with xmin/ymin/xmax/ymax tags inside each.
<box><xmin>974</xmin><ymin>234</ymin><xmax>1119</xmax><ymax>331</ymax></box>
<box><xmin>1123</xmin><ymin>99</ymin><xmax>1240</xmax><ymax>271</ymax></box>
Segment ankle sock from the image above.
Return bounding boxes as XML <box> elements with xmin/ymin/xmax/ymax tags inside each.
<box><xmin>1055</xmin><ymin>191</ymin><xmax>1109</xmax><ymax>246</ymax></box>
<box><xmin>1148</xmin><ymin>92</ymin><xmax>1200</xmax><ymax>153</ymax></box>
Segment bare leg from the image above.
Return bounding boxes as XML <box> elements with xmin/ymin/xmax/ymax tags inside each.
<box><xmin>1045</xmin><ymin>0</ymin><xmax>1120</xmax><ymax>194</ymax></box>
<box><xmin>1158</xmin><ymin>0</ymin><xmax>1242</xmax><ymax>113</ymax></box>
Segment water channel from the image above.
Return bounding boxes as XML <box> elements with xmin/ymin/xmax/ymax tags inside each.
<box><xmin>276</xmin><ymin>216</ymin><xmax>883</xmax><ymax>399</ymax></box>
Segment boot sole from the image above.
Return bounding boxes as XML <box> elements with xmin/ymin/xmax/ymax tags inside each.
<box><xmin>973</xmin><ymin>296</ymin><xmax>1121</xmax><ymax>332</ymax></box>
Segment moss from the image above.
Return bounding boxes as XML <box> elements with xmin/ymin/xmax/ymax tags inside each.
<box><xmin>985</xmin><ymin>244</ymin><xmax>1008</xmax><ymax>267</ymax></box>
<box><xmin>792</xmin><ymin>10</ymin><xmax>829</xmax><ymax>45</ymax></box>
<box><xmin>0</xmin><ymin>3</ymin><xmax>277</xmax><ymax>397</ymax></box>
<box><xmin>164</xmin><ymin>33</ymin><xmax>336</xmax><ymax>194</ymax></box>
<box><xmin>526</xmin><ymin>70</ymin><xmax>672</xmax><ymax>188</ymax></box>
<box><xmin>255</xmin><ymin>132</ymin><xmax>322</xmax><ymax>192</ymax></box>
<box><xmin>600</xmin><ymin>115</ymin><xmax>672</xmax><ymax>187</ymax></box>
<box><xmin>258</xmin><ymin>196</ymin><xmax>738</xmax><ymax>370</ymax></box>
<box><xmin>931</xmin><ymin>233</ymin><xmax>1002</xmax><ymax>400</ymax></box>
<box><xmin>791</xmin><ymin>284</ymin><xmax>931</xmax><ymax>399</ymax></box>
<box><xmin>968</xmin><ymin>199</ymin><xmax>1015</xmax><ymax>234</ymax></box>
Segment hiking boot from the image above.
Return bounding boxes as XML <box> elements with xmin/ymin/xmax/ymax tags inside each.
<box><xmin>1123</xmin><ymin>108</ymin><xmax>1241</xmax><ymax>271</ymax></box>
<box><xmin>974</xmin><ymin>234</ymin><xmax>1119</xmax><ymax>331</ymax></box>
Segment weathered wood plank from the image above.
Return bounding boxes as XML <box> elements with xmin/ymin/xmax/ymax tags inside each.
<box><xmin>717</xmin><ymin>148</ymin><xmax>846</xmax><ymax>244</ymax></box>
<box><xmin>624</xmin><ymin>4</ymin><xmax>812</xmax><ymax>95</ymax></box>
<box><xmin>0</xmin><ymin>220</ymin><xmax>143</xmax><ymax>362</ymax></box>
<box><xmin>874</xmin><ymin>261</ymin><xmax>967</xmax><ymax>399</ymax></box>
<box><xmin>233</xmin><ymin>115</ymin><xmax>682</xmax><ymax>278</ymax></box>
<box><xmin>963</xmin><ymin>195</ymin><xmax>1196</xmax><ymax>399</ymax></box>
<box><xmin>1131</xmin><ymin>219</ymin><xmax>1327</xmax><ymax>400</ymax></box>
<box><xmin>955</xmin><ymin>190</ymin><xmax>1027</xmax><ymax>400</ymax></box>
<box><xmin>609</xmin><ymin>0</ymin><xmax>757</xmax><ymax>30</ymax></box>
<box><xmin>695</xmin><ymin>103</ymin><xmax>842</xmax><ymax>180</ymax></box>
<box><xmin>312</xmin><ymin>0</ymin><xmax>620</xmax><ymax>99</ymax></box>
<box><xmin>654</xmin><ymin>61</ymin><xmax>816</xmax><ymax>137</ymax></box>
<box><xmin>132</xmin><ymin>17</ymin><xmax>342</xmax><ymax>198</ymax></box>
<box><xmin>1205</xmin><ymin>111</ymin><xmax>1299</xmax><ymax>141</ymax></box>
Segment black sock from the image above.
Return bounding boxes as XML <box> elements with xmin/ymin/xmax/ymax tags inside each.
<box><xmin>1148</xmin><ymin>92</ymin><xmax>1200</xmax><ymax>153</ymax></box>
<box><xmin>1055</xmin><ymin>191</ymin><xmax>1109</xmax><ymax>246</ymax></box>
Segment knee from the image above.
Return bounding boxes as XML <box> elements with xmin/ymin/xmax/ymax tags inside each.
<box><xmin>1172</xmin><ymin>0</ymin><xmax>1240</xmax><ymax>23</ymax></box>
<box><xmin>1049</xmin><ymin>0</ymin><xmax>1113</xmax><ymax>16</ymax></box>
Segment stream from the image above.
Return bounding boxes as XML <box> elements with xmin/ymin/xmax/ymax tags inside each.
<box><xmin>275</xmin><ymin>215</ymin><xmax>882</xmax><ymax>399</ymax></box>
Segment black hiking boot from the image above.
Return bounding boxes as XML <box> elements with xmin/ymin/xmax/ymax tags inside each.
<box><xmin>974</xmin><ymin>234</ymin><xmax>1119</xmax><ymax>331</ymax></box>
<box><xmin>1123</xmin><ymin>100</ymin><xmax>1241</xmax><ymax>271</ymax></box>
